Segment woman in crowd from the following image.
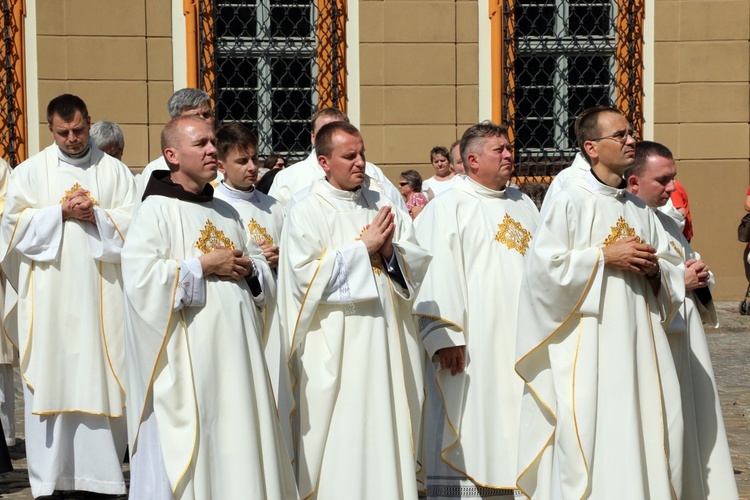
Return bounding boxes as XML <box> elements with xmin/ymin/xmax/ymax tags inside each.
<box><xmin>399</xmin><ymin>169</ymin><xmax>429</xmax><ymax>219</ymax></box>
<box><xmin>255</xmin><ymin>154</ymin><xmax>287</xmax><ymax>194</ymax></box>
<box><xmin>422</xmin><ymin>146</ymin><xmax>456</xmax><ymax>199</ymax></box>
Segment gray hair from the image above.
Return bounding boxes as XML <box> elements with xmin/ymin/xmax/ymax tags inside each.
<box><xmin>167</xmin><ymin>88</ymin><xmax>211</xmax><ymax>119</ymax></box>
<box><xmin>90</xmin><ymin>121</ymin><xmax>124</xmax><ymax>155</ymax></box>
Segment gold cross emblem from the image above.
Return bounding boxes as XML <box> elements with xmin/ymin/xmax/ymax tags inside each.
<box><xmin>247</xmin><ymin>219</ymin><xmax>274</xmax><ymax>246</ymax></box>
<box><xmin>195</xmin><ymin>220</ymin><xmax>236</xmax><ymax>254</ymax></box>
<box><xmin>602</xmin><ymin>216</ymin><xmax>642</xmax><ymax>246</ymax></box>
<box><xmin>59</xmin><ymin>183</ymin><xmax>99</xmax><ymax>206</ymax></box>
<box><xmin>495</xmin><ymin>213</ymin><xmax>532</xmax><ymax>255</ymax></box>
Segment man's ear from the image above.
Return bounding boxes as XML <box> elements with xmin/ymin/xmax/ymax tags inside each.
<box><xmin>217</xmin><ymin>159</ymin><xmax>226</xmax><ymax>175</ymax></box>
<box><xmin>583</xmin><ymin>140</ymin><xmax>598</xmax><ymax>161</ymax></box>
<box><xmin>626</xmin><ymin>174</ymin><xmax>639</xmax><ymax>193</ymax></box>
<box><xmin>164</xmin><ymin>147</ymin><xmax>179</xmax><ymax>168</ymax></box>
<box><xmin>318</xmin><ymin>154</ymin><xmax>330</xmax><ymax>175</ymax></box>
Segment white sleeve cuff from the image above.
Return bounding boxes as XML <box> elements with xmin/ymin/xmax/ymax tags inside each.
<box><xmin>174</xmin><ymin>258</ymin><xmax>206</xmax><ymax>310</ymax></box>
<box><xmin>15</xmin><ymin>205</ymin><xmax>64</xmax><ymax>262</ymax></box>
<box><xmin>85</xmin><ymin>206</ymin><xmax>125</xmax><ymax>263</ymax></box>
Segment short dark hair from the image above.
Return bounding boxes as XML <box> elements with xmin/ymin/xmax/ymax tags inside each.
<box><xmin>624</xmin><ymin>140</ymin><xmax>674</xmax><ymax>179</ymax></box>
<box><xmin>47</xmin><ymin>94</ymin><xmax>88</xmax><ymax>124</ymax></box>
<box><xmin>574</xmin><ymin>106</ymin><xmax>622</xmax><ymax>161</ymax></box>
<box><xmin>215</xmin><ymin>122</ymin><xmax>258</xmax><ymax>161</ymax></box>
<box><xmin>449</xmin><ymin>139</ymin><xmax>461</xmax><ymax>165</ymax></box>
<box><xmin>311</xmin><ymin>107</ymin><xmax>349</xmax><ymax>132</ymax></box>
<box><xmin>430</xmin><ymin>146</ymin><xmax>449</xmax><ymax>163</ymax></box>
<box><xmin>400</xmin><ymin>170</ymin><xmax>423</xmax><ymax>192</ymax></box>
<box><xmin>314</xmin><ymin>121</ymin><xmax>361</xmax><ymax>159</ymax></box>
<box><xmin>459</xmin><ymin>121</ymin><xmax>510</xmax><ymax>167</ymax></box>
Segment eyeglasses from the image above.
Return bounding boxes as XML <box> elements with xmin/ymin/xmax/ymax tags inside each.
<box><xmin>398</xmin><ymin>182</ymin><xmax>409</xmax><ymax>186</ymax></box>
<box><xmin>591</xmin><ymin>129</ymin><xmax>638</xmax><ymax>144</ymax></box>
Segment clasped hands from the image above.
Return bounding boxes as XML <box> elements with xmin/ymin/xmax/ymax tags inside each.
<box><xmin>199</xmin><ymin>245</ymin><xmax>255</xmax><ymax>281</ymax></box>
<box><xmin>602</xmin><ymin>236</ymin><xmax>660</xmax><ymax>279</ymax></box>
<box><xmin>685</xmin><ymin>258</ymin><xmax>710</xmax><ymax>290</ymax></box>
<box><xmin>61</xmin><ymin>189</ymin><xmax>96</xmax><ymax>224</ymax></box>
<box><xmin>360</xmin><ymin>206</ymin><xmax>395</xmax><ymax>261</ymax></box>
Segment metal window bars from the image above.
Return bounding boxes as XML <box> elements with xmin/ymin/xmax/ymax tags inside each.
<box><xmin>198</xmin><ymin>0</ymin><xmax>347</xmax><ymax>164</ymax></box>
<box><xmin>502</xmin><ymin>0</ymin><xmax>644</xmax><ymax>181</ymax></box>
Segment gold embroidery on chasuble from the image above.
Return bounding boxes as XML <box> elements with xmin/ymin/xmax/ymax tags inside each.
<box><xmin>669</xmin><ymin>240</ymin><xmax>684</xmax><ymax>260</ymax></box>
<box><xmin>495</xmin><ymin>213</ymin><xmax>532</xmax><ymax>256</ymax></box>
<box><xmin>59</xmin><ymin>183</ymin><xmax>99</xmax><ymax>206</ymax></box>
<box><xmin>602</xmin><ymin>216</ymin><xmax>642</xmax><ymax>246</ymax></box>
<box><xmin>247</xmin><ymin>219</ymin><xmax>274</xmax><ymax>246</ymax></box>
<box><xmin>195</xmin><ymin>220</ymin><xmax>236</xmax><ymax>254</ymax></box>
<box><xmin>355</xmin><ymin>227</ymin><xmax>383</xmax><ymax>275</ymax></box>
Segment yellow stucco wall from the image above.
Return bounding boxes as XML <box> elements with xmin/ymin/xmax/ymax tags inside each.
<box><xmin>653</xmin><ymin>0</ymin><xmax>750</xmax><ymax>300</ymax></box>
<box><xmin>35</xmin><ymin>0</ymin><xmax>173</xmax><ymax>170</ymax></box>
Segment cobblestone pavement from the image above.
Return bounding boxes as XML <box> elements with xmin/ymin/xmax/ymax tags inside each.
<box><xmin>0</xmin><ymin>302</ymin><xmax>749</xmax><ymax>499</ymax></box>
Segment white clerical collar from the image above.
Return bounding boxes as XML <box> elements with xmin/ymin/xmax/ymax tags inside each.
<box><xmin>320</xmin><ymin>178</ymin><xmax>363</xmax><ymax>202</ymax></box>
<box><xmin>464</xmin><ymin>175</ymin><xmax>507</xmax><ymax>199</ymax></box>
<box><xmin>55</xmin><ymin>143</ymin><xmax>92</xmax><ymax>167</ymax></box>
<box><xmin>583</xmin><ymin>170</ymin><xmax>626</xmax><ymax>198</ymax></box>
<box><xmin>216</xmin><ymin>180</ymin><xmax>259</xmax><ymax>202</ymax></box>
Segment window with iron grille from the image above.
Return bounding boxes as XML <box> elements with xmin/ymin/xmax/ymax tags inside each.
<box><xmin>199</xmin><ymin>0</ymin><xmax>346</xmax><ymax>162</ymax></box>
<box><xmin>502</xmin><ymin>0</ymin><xmax>643</xmax><ymax>176</ymax></box>
<box><xmin>0</xmin><ymin>0</ymin><xmax>26</xmax><ymax>167</ymax></box>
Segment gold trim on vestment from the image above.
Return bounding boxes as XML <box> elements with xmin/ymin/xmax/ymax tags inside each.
<box><xmin>669</xmin><ymin>241</ymin><xmax>684</xmax><ymax>260</ymax></box>
<box><xmin>516</xmin><ymin>433</ymin><xmax>555</xmax><ymax>497</ymax></box>
<box><xmin>132</xmin><ymin>260</ymin><xmax>181</xmax><ymax>453</ymax></box>
<box><xmin>104</xmin><ymin>211</ymin><xmax>125</xmax><ymax>243</ymax></box>
<box><xmin>287</xmin><ymin>248</ymin><xmax>328</xmax><ymax>472</ymax></box>
<box><xmin>514</xmin><ymin>248</ymin><xmax>602</xmax><ymax>487</ymax></box>
<box><xmin>1</xmin><ymin>294</ymin><xmax>18</xmax><ymax>351</ymax></box>
<box><xmin>571</xmin><ymin>316</ymin><xmax>590</xmax><ymax>498</ymax></box>
<box><xmin>644</xmin><ymin>290</ymin><xmax>679</xmax><ymax>500</ymax></box>
<box><xmin>32</xmin><ymin>408</ymin><xmax>124</xmax><ymax>418</ymax></box>
<box><xmin>173</xmin><ymin>310</ymin><xmax>200</xmax><ymax>497</ymax></box>
<box><xmin>410</xmin><ymin>313</ymin><xmax>463</xmax><ymax>333</ymax></box>
<box><xmin>99</xmin><ymin>261</ymin><xmax>125</xmax><ymax>397</ymax></box>
<box><xmin>3</xmin><ymin>207</ymin><xmax>26</xmax><ymax>265</ymax></box>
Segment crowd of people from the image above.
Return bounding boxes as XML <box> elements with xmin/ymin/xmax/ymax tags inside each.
<box><xmin>0</xmin><ymin>90</ymin><xmax>737</xmax><ymax>500</ymax></box>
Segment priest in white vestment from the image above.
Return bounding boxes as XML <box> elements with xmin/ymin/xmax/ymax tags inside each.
<box><xmin>136</xmin><ymin>88</ymin><xmax>222</xmax><ymax>200</ymax></box>
<box><xmin>413</xmin><ymin>123</ymin><xmax>539</xmax><ymax>499</ymax></box>
<box><xmin>625</xmin><ymin>141</ymin><xmax>739</xmax><ymax>499</ymax></box>
<box><xmin>268</xmin><ymin>107</ymin><xmax>406</xmax><ymax>211</ymax></box>
<box><xmin>212</xmin><ymin>122</ymin><xmax>294</xmax><ymax>462</ymax></box>
<box><xmin>278</xmin><ymin>121</ymin><xmax>431</xmax><ymax>499</ymax></box>
<box><xmin>0</xmin><ymin>94</ymin><xmax>137</xmax><ymax>498</ymax></box>
<box><xmin>122</xmin><ymin>115</ymin><xmax>298</xmax><ymax>500</ymax></box>
<box><xmin>515</xmin><ymin>107</ymin><xmax>686</xmax><ymax>499</ymax></box>
<box><xmin>0</xmin><ymin>157</ymin><xmax>17</xmax><ymax>447</ymax></box>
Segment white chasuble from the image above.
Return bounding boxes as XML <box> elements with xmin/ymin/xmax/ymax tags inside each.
<box><xmin>279</xmin><ymin>180</ymin><xmax>431</xmax><ymax>500</ymax></box>
<box><xmin>213</xmin><ymin>182</ymin><xmax>295</xmax><ymax>462</ymax></box>
<box><xmin>655</xmin><ymin>210</ymin><xmax>739</xmax><ymax>499</ymax></box>
<box><xmin>0</xmin><ymin>144</ymin><xmax>136</xmax><ymax>416</ymax></box>
<box><xmin>515</xmin><ymin>172</ymin><xmax>686</xmax><ymax>499</ymax></box>
<box><xmin>122</xmin><ymin>195</ymin><xmax>298</xmax><ymax>500</ymax></box>
<box><xmin>413</xmin><ymin>176</ymin><xmax>539</xmax><ymax>497</ymax></box>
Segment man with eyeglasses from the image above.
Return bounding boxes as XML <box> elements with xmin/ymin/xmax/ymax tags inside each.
<box><xmin>543</xmin><ymin>105</ymin><xmax>638</xmax><ymax>210</ymax></box>
<box><xmin>515</xmin><ymin>106</ymin><xmax>687</xmax><ymax>498</ymax></box>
